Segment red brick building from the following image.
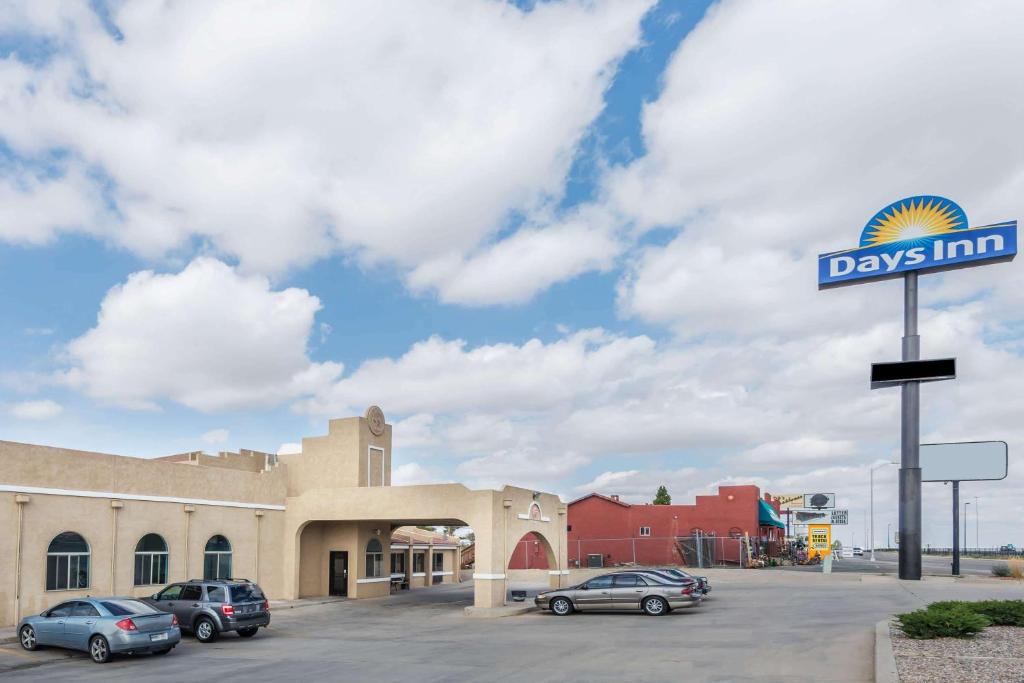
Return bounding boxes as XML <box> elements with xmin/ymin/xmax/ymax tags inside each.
<box><xmin>509</xmin><ymin>485</ymin><xmax>784</xmax><ymax>569</ymax></box>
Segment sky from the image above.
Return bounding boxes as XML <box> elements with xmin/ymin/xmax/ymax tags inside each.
<box><xmin>1</xmin><ymin>0</ymin><xmax>1023</xmax><ymax>549</ymax></box>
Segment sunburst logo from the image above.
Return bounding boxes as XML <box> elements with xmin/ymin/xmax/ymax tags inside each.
<box><xmin>859</xmin><ymin>196</ymin><xmax>967</xmax><ymax>247</ymax></box>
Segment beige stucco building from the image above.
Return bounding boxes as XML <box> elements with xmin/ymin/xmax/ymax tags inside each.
<box><xmin>0</xmin><ymin>407</ymin><xmax>567</xmax><ymax>627</ymax></box>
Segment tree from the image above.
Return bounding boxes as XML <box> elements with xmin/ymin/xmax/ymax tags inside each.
<box><xmin>653</xmin><ymin>486</ymin><xmax>671</xmax><ymax>505</ymax></box>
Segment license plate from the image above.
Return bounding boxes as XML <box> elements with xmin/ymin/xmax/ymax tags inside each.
<box><xmin>150</xmin><ymin>632</ymin><xmax>168</xmax><ymax>642</ymax></box>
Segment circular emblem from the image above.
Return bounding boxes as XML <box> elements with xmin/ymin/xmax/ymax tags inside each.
<box><xmin>365</xmin><ymin>405</ymin><xmax>386</xmax><ymax>436</ymax></box>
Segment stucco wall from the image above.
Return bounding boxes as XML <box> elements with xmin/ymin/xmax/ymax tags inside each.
<box><xmin>1</xmin><ymin>491</ymin><xmax>284</xmax><ymax>627</ymax></box>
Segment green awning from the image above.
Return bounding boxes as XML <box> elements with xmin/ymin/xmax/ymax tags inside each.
<box><xmin>759</xmin><ymin>499</ymin><xmax>785</xmax><ymax>529</ymax></box>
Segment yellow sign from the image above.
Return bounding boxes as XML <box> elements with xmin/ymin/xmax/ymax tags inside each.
<box><xmin>773</xmin><ymin>493</ymin><xmax>805</xmax><ymax>510</ymax></box>
<box><xmin>808</xmin><ymin>524</ymin><xmax>832</xmax><ymax>559</ymax></box>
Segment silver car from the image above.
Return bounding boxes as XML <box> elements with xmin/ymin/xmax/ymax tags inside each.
<box><xmin>534</xmin><ymin>571</ymin><xmax>702</xmax><ymax>616</ymax></box>
<box><xmin>19</xmin><ymin>597</ymin><xmax>180</xmax><ymax>663</ymax></box>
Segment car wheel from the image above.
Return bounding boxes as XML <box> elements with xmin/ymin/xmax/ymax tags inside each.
<box><xmin>550</xmin><ymin>597</ymin><xmax>573</xmax><ymax>616</ymax></box>
<box><xmin>194</xmin><ymin>617</ymin><xmax>219</xmax><ymax>643</ymax></box>
<box><xmin>642</xmin><ymin>597</ymin><xmax>668</xmax><ymax>616</ymax></box>
<box><xmin>237</xmin><ymin>626</ymin><xmax>259</xmax><ymax>638</ymax></box>
<box><xmin>19</xmin><ymin>625</ymin><xmax>37</xmax><ymax>651</ymax></box>
<box><xmin>89</xmin><ymin>635</ymin><xmax>111</xmax><ymax>663</ymax></box>
<box><xmin>153</xmin><ymin>648</ymin><xmax>172</xmax><ymax>656</ymax></box>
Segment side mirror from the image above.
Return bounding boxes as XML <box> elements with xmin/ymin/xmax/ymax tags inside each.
<box><xmin>579</xmin><ymin>584</ymin><xmax>588</xmax><ymax>591</ymax></box>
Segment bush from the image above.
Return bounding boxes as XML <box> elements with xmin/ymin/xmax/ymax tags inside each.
<box><xmin>1009</xmin><ymin>559</ymin><xmax>1024</xmax><ymax>579</ymax></box>
<box><xmin>993</xmin><ymin>563</ymin><xmax>1012</xmax><ymax>577</ymax></box>
<box><xmin>896</xmin><ymin>604</ymin><xmax>991</xmax><ymax>639</ymax></box>
<box><xmin>975</xmin><ymin>600</ymin><xmax>1024</xmax><ymax>626</ymax></box>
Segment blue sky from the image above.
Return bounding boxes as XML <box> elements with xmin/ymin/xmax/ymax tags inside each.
<box><xmin>1</xmin><ymin>0</ymin><xmax>1023</xmax><ymax>548</ymax></box>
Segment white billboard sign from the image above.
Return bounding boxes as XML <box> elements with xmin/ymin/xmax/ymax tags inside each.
<box><xmin>830</xmin><ymin>509</ymin><xmax>849</xmax><ymax>525</ymax></box>
<box><xmin>920</xmin><ymin>441</ymin><xmax>1008</xmax><ymax>482</ymax></box>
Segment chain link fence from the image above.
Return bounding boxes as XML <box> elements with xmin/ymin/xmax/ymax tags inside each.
<box><xmin>567</xmin><ymin>534</ymin><xmax>773</xmax><ymax>569</ymax></box>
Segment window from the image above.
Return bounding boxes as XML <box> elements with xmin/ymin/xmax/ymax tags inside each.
<box><xmin>639</xmin><ymin>526</ymin><xmax>651</xmax><ymax>537</ymax></box>
<box><xmin>413</xmin><ymin>552</ymin><xmax>425</xmax><ymax>574</ymax></box>
<box><xmin>613</xmin><ymin>574</ymin><xmax>646</xmax><ymax>588</ymax></box>
<box><xmin>230</xmin><ymin>584</ymin><xmax>264</xmax><ymax>602</ymax></box>
<box><xmin>157</xmin><ymin>584</ymin><xmax>182</xmax><ymax>601</ymax></box>
<box><xmin>47</xmin><ymin>602</ymin><xmax>75</xmax><ymax>618</ymax></box>
<box><xmin>181</xmin><ymin>585</ymin><xmax>202</xmax><ymax>601</ymax></box>
<box><xmin>72</xmin><ymin>602</ymin><xmax>100</xmax><ymax>617</ymax></box>
<box><xmin>586</xmin><ymin>575</ymin><xmax>614</xmax><ymax>589</ymax></box>
<box><xmin>46</xmin><ymin>532</ymin><xmax>90</xmax><ymax>591</ymax></box>
<box><xmin>432</xmin><ymin>552</ymin><xmax>444</xmax><ymax>572</ymax></box>
<box><xmin>203</xmin><ymin>535</ymin><xmax>232</xmax><ymax>580</ymax></box>
<box><xmin>101</xmin><ymin>600</ymin><xmax>158</xmax><ymax>616</ymax></box>
<box><xmin>365</xmin><ymin>538</ymin><xmax>384</xmax><ymax>578</ymax></box>
<box><xmin>207</xmin><ymin>586</ymin><xmax>226</xmax><ymax>603</ymax></box>
<box><xmin>586</xmin><ymin>554</ymin><xmax>603</xmax><ymax>568</ymax></box>
<box><xmin>390</xmin><ymin>552</ymin><xmax>405</xmax><ymax>575</ymax></box>
<box><xmin>134</xmin><ymin>533</ymin><xmax>168</xmax><ymax>586</ymax></box>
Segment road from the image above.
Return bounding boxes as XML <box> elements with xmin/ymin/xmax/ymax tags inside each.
<box><xmin>1</xmin><ymin>571</ymin><xmax>1021</xmax><ymax>682</ymax></box>
<box><xmin>776</xmin><ymin>550</ymin><xmax>1001</xmax><ymax>576</ymax></box>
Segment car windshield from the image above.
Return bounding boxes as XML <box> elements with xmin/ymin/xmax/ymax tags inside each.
<box><xmin>230</xmin><ymin>583</ymin><xmax>265</xmax><ymax>602</ymax></box>
<box><xmin>102</xmin><ymin>599</ymin><xmax>160</xmax><ymax>616</ymax></box>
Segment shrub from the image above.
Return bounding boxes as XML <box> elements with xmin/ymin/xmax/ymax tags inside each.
<box><xmin>928</xmin><ymin>600</ymin><xmax>1024</xmax><ymax>626</ymax></box>
<box><xmin>993</xmin><ymin>563</ymin><xmax>1012</xmax><ymax>577</ymax></box>
<box><xmin>1009</xmin><ymin>559</ymin><xmax>1024</xmax><ymax>579</ymax></box>
<box><xmin>968</xmin><ymin>600</ymin><xmax>1024</xmax><ymax>626</ymax></box>
<box><xmin>896</xmin><ymin>604</ymin><xmax>991</xmax><ymax>639</ymax></box>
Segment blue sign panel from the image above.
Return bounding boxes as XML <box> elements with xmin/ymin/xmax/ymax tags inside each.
<box><xmin>818</xmin><ymin>196</ymin><xmax>1017</xmax><ymax>288</ymax></box>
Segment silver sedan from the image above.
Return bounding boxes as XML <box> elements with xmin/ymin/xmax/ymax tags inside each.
<box><xmin>535</xmin><ymin>571</ymin><xmax>702</xmax><ymax>616</ymax></box>
<box><xmin>19</xmin><ymin>597</ymin><xmax>181</xmax><ymax>663</ymax></box>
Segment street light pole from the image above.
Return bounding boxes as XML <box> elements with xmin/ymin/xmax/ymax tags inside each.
<box><xmin>870</xmin><ymin>461</ymin><xmax>898</xmax><ymax>562</ymax></box>
<box><xmin>975</xmin><ymin>497</ymin><xmax>980</xmax><ymax>549</ymax></box>
<box><xmin>964</xmin><ymin>501</ymin><xmax>971</xmax><ymax>553</ymax></box>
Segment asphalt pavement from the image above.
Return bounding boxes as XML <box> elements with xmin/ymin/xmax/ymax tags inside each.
<box><xmin>2</xmin><ymin>570</ymin><xmax>1022</xmax><ymax>682</ymax></box>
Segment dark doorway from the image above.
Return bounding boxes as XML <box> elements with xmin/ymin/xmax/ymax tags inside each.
<box><xmin>329</xmin><ymin>551</ymin><xmax>348</xmax><ymax>596</ymax></box>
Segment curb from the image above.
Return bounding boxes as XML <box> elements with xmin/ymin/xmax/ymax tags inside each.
<box><xmin>874</xmin><ymin>619</ymin><xmax>898</xmax><ymax>683</ymax></box>
<box><xmin>464</xmin><ymin>604</ymin><xmax>537</xmax><ymax>618</ymax></box>
<box><xmin>0</xmin><ymin>634</ymin><xmax>16</xmax><ymax>646</ymax></box>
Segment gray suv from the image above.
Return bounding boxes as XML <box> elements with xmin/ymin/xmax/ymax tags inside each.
<box><xmin>144</xmin><ymin>579</ymin><xmax>270</xmax><ymax>643</ymax></box>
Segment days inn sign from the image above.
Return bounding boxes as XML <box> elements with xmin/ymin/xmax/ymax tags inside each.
<box><xmin>818</xmin><ymin>196</ymin><xmax>1016</xmax><ymax>288</ymax></box>
<box><xmin>818</xmin><ymin>195</ymin><xmax>1016</xmax><ymax>582</ymax></box>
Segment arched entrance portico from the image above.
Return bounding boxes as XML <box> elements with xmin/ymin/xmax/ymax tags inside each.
<box><xmin>282</xmin><ymin>484</ymin><xmax>566</xmax><ymax>609</ymax></box>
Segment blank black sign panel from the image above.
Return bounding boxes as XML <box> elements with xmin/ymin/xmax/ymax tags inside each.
<box><xmin>871</xmin><ymin>358</ymin><xmax>956</xmax><ymax>384</ymax></box>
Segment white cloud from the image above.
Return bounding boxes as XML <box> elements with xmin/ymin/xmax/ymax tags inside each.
<box><xmin>1</xmin><ymin>0</ymin><xmax>652</xmax><ymax>304</ymax></box>
<box><xmin>407</xmin><ymin>206</ymin><xmax>625</xmax><ymax>305</ymax></box>
<box><xmin>574</xmin><ymin>468</ymin><xmax>698</xmax><ymax>502</ymax></box>
<box><xmin>605</xmin><ymin>0</ymin><xmax>1024</xmax><ymax>337</ymax></box>
<box><xmin>8</xmin><ymin>399</ymin><xmax>63</xmax><ymax>420</ymax></box>
<box><xmin>391</xmin><ymin>462</ymin><xmax>447</xmax><ymax>487</ymax></box>
<box><xmin>276</xmin><ymin>442</ymin><xmax>302</xmax><ymax>456</ymax></box>
<box><xmin>61</xmin><ymin>258</ymin><xmax>341</xmax><ymax>412</ymax></box>
<box><xmin>200</xmin><ymin>428</ymin><xmax>230</xmax><ymax>446</ymax></box>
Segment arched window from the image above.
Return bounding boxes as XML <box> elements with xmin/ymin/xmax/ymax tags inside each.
<box><xmin>204</xmin><ymin>535</ymin><xmax>232</xmax><ymax>580</ymax></box>
<box><xmin>46</xmin><ymin>532</ymin><xmax>89</xmax><ymax>591</ymax></box>
<box><xmin>365</xmin><ymin>538</ymin><xmax>383</xmax><ymax>578</ymax></box>
<box><xmin>134</xmin><ymin>534</ymin><xmax>169</xmax><ymax>586</ymax></box>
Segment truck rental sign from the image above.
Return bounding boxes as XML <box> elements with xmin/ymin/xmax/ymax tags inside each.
<box><xmin>818</xmin><ymin>196</ymin><xmax>1017</xmax><ymax>288</ymax></box>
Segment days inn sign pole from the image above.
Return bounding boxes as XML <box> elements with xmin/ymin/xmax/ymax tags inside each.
<box><xmin>818</xmin><ymin>196</ymin><xmax>1017</xmax><ymax>581</ymax></box>
<box><xmin>899</xmin><ymin>272</ymin><xmax>922</xmax><ymax>580</ymax></box>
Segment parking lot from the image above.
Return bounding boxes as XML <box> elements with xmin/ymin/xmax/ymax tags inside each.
<box><xmin>2</xmin><ymin>571</ymin><xmax>1022</xmax><ymax>682</ymax></box>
